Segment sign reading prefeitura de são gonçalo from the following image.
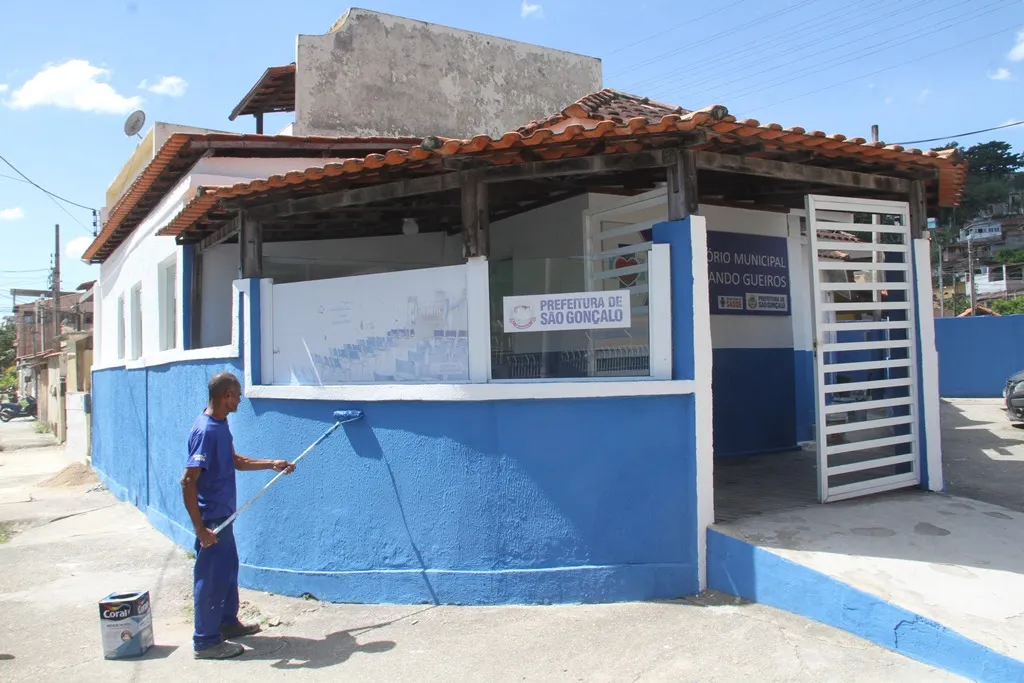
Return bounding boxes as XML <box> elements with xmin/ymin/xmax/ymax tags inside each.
<box><xmin>503</xmin><ymin>292</ymin><xmax>631</xmax><ymax>333</ymax></box>
<box><xmin>706</xmin><ymin>231</ymin><xmax>791</xmax><ymax>316</ymax></box>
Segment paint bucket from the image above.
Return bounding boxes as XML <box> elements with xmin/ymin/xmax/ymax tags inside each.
<box><xmin>98</xmin><ymin>590</ymin><xmax>154</xmax><ymax>659</ymax></box>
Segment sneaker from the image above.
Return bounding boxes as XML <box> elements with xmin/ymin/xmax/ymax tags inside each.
<box><xmin>219</xmin><ymin>621</ymin><xmax>262</xmax><ymax>639</ymax></box>
<box><xmin>194</xmin><ymin>641</ymin><xmax>245</xmax><ymax>660</ymax></box>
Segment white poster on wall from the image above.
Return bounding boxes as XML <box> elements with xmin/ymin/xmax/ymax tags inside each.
<box><xmin>502</xmin><ymin>291</ymin><xmax>631</xmax><ymax>333</ymax></box>
<box><xmin>272</xmin><ymin>265</ymin><xmax>469</xmax><ymax>385</ymax></box>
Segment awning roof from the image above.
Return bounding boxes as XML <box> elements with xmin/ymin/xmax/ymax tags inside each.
<box><xmin>229</xmin><ymin>63</ymin><xmax>296</xmax><ymax>121</ymax></box>
<box><xmin>83</xmin><ymin>132</ymin><xmax>422</xmax><ymax>264</ymax></box>
<box><xmin>158</xmin><ymin>89</ymin><xmax>967</xmax><ymax>243</ymax></box>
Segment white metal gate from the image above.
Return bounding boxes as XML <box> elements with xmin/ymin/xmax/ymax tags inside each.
<box><xmin>583</xmin><ymin>190</ymin><xmax>665</xmax><ymax>377</ymax></box>
<box><xmin>807</xmin><ymin>195</ymin><xmax>921</xmax><ymax>502</ymax></box>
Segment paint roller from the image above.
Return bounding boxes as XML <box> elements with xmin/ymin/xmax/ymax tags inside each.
<box><xmin>212</xmin><ymin>410</ymin><xmax>364</xmax><ymax>536</ymax></box>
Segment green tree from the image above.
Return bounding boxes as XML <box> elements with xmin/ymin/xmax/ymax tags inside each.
<box><xmin>931</xmin><ymin>140</ymin><xmax>1024</xmax><ymax>238</ymax></box>
<box><xmin>0</xmin><ymin>317</ymin><xmax>14</xmax><ymax>371</ymax></box>
<box><xmin>0</xmin><ymin>317</ymin><xmax>16</xmax><ymax>396</ymax></box>
<box><xmin>990</xmin><ymin>297</ymin><xmax>1024</xmax><ymax>316</ymax></box>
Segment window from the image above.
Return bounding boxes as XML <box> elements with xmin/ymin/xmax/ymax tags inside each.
<box><xmin>158</xmin><ymin>259</ymin><xmax>178</xmax><ymax>351</ymax></box>
<box><xmin>116</xmin><ymin>296</ymin><xmax>126</xmax><ymax>360</ymax></box>
<box><xmin>129</xmin><ymin>283</ymin><xmax>143</xmax><ymax>360</ymax></box>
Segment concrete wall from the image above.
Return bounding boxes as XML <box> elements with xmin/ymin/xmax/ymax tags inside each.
<box><xmin>92</xmin><ymin>355</ymin><xmax>700</xmax><ymax>604</ymax></box>
<box><xmin>294</xmin><ymin>9</ymin><xmax>602</xmax><ymax>138</ymax></box>
<box><xmin>935</xmin><ymin>314</ymin><xmax>1024</xmax><ymax>397</ymax></box>
<box><xmin>66</xmin><ymin>391</ymin><xmax>90</xmax><ymax>461</ymax></box>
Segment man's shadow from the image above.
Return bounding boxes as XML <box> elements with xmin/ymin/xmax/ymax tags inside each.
<box><xmin>240</xmin><ymin>628</ymin><xmax>395</xmax><ymax>670</ymax></box>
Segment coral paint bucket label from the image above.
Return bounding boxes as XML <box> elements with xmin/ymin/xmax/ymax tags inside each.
<box><xmin>99</xmin><ymin>591</ymin><xmax>154</xmax><ymax>659</ymax></box>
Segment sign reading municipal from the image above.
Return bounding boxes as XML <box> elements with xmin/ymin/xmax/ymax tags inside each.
<box><xmin>706</xmin><ymin>231</ymin><xmax>791</xmax><ymax>316</ymax></box>
<box><xmin>503</xmin><ymin>291</ymin><xmax>631</xmax><ymax>333</ymax></box>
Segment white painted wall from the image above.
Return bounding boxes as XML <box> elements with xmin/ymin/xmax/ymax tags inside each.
<box><xmin>95</xmin><ymin>157</ymin><xmax>343</xmax><ymax>367</ymax></box>
<box><xmin>66</xmin><ymin>392</ymin><xmax>90</xmax><ymax>462</ymax></box>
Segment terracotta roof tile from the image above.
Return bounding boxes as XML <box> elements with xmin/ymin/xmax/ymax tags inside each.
<box><xmin>148</xmin><ymin>89</ymin><xmax>967</xmax><ymax>248</ymax></box>
<box><xmin>83</xmin><ymin>131</ymin><xmax>422</xmax><ymax>263</ymax></box>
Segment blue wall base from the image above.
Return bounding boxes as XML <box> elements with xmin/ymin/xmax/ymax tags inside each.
<box><xmin>240</xmin><ymin>562</ymin><xmax>696</xmax><ymax>606</ymax></box>
<box><xmin>708</xmin><ymin>529</ymin><xmax>1024</xmax><ymax>683</ymax></box>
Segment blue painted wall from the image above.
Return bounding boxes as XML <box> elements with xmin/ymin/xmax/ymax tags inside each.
<box><xmin>652</xmin><ymin>218</ymin><xmax>694</xmax><ymax>382</ymax></box>
<box><xmin>935</xmin><ymin>314</ymin><xmax>1024</xmax><ymax>397</ymax></box>
<box><xmin>793</xmin><ymin>350</ymin><xmax>815</xmax><ymax>444</ymax></box>
<box><xmin>92</xmin><ymin>361</ymin><xmax>700</xmax><ymax>605</ymax></box>
<box><xmin>713</xmin><ymin>348</ymin><xmax>797</xmax><ymax>457</ymax></box>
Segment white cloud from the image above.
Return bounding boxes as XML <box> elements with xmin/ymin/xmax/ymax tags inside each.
<box><xmin>6</xmin><ymin>59</ymin><xmax>142</xmax><ymax>114</ymax></box>
<box><xmin>1009</xmin><ymin>29</ymin><xmax>1024</xmax><ymax>61</ymax></box>
<box><xmin>521</xmin><ymin>0</ymin><xmax>544</xmax><ymax>18</ymax></box>
<box><xmin>0</xmin><ymin>207</ymin><xmax>24</xmax><ymax>221</ymax></box>
<box><xmin>141</xmin><ymin>75</ymin><xmax>187</xmax><ymax>97</ymax></box>
<box><xmin>0</xmin><ymin>84</ymin><xmax>8</xmax><ymax>93</ymax></box>
<box><xmin>65</xmin><ymin>235</ymin><xmax>94</xmax><ymax>260</ymax></box>
<box><xmin>884</xmin><ymin>96</ymin><xmax>894</xmax><ymax>105</ymax></box>
<box><xmin>989</xmin><ymin>67</ymin><xmax>1012</xmax><ymax>81</ymax></box>
<box><xmin>915</xmin><ymin>88</ymin><xmax>931</xmax><ymax>104</ymax></box>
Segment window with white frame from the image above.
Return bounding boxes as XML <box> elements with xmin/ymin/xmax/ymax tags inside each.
<box><xmin>116</xmin><ymin>295</ymin><xmax>126</xmax><ymax>360</ymax></box>
<box><xmin>159</xmin><ymin>259</ymin><xmax>178</xmax><ymax>351</ymax></box>
<box><xmin>129</xmin><ymin>283</ymin><xmax>143</xmax><ymax>360</ymax></box>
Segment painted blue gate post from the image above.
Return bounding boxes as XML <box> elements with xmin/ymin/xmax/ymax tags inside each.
<box><xmin>652</xmin><ymin>218</ymin><xmax>695</xmax><ymax>382</ymax></box>
<box><xmin>653</xmin><ymin>216</ymin><xmax>715</xmax><ymax>588</ymax></box>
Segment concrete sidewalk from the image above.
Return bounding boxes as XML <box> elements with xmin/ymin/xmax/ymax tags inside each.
<box><xmin>0</xmin><ymin>421</ymin><xmax>959</xmax><ymax>682</ymax></box>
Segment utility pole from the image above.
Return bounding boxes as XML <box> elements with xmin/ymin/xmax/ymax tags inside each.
<box><xmin>968</xmin><ymin>235</ymin><xmax>977</xmax><ymax>316</ymax></box>
<box><xmin>52</xmin><ymin>224</ymin><xmax>60</xmax><ymax>343</ymax></box>
<box><xmin>937</xmin><ymin>246</ymin><xmax>944</xmax><ymax>317</ymax></box>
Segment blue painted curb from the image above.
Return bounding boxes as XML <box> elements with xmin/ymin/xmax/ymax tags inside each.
<box><xmin>707</xmin><ymin>528</ymin><xmax>1024</xmax><ymax>683</ymax></box>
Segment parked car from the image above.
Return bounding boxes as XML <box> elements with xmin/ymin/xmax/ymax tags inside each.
<box><xmin>1005</xmin><ymin>370</ymin><xmax>1024</xmax><ymax>424</ymax></box>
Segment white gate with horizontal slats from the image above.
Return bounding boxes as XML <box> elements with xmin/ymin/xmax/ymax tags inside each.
<box><xmin>807</xmin><ymin>195</ymin><xmax>920</xmax><ymax>503</ymax></box>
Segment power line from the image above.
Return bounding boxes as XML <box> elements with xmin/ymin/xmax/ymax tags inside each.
<box><xmin>0</xmin><ymin>154</ymin><xmax>96</xmax><ymax>211</ymax></box>
<box><xmin>621</xmin><ymin>0</ymin><xmax>896</xmax><ymax>94</ymax></box>
<box><xmin>0</xmin><ymin>269</ymin><xmax>50</xmax><ymax>274</ymax></box>
<box><xmin>603</xmin><ymin>0</ymin><xmax>751</xmax><ymax>57</ymax></box>
<box><xmin>627</xmin><ymin>0</ymin><xmax>959</xmax><ymax>98</ymax></box>
<box><xmin>605</xmin><ymin>0</ymin><xmax>820</xmax><ymax>79</ymax></box>
<box><xmin>892</xmin><ymin>120</ymin><xmax>1024</xmax><ymax>146</ymax></box>
<box><xmin>709</xmin><ymin>0</ymin><xmax>1015</xmax><ymax>105</ymax></box>
<box><xmin>747</xmin><ymin>25</ymin><xmax>1020</xmax><ymax>113</ymax></box>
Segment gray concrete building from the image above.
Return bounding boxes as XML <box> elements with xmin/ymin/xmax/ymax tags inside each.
<box><xmin>229</xmin><ymin>8</ymin><xmax>603</xmax><ymax>139</ymax></box>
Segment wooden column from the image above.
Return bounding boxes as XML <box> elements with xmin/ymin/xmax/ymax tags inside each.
<box><xmin>255</xmin><ymin>113</ymin><xmax>264</xmax><ymax>135</ymax></box>
<box><xmin>239</xmin><ymin>211</ymin><xmax>264</xmax><ymax>279</ymax></box>
<box><xmin>666</xmin><ymin>149</ymin><xmax>699</xmax><ymax>220</ymax></box>
<box><xmin>461</xmin><ymin>174</ymin><xmax>489</xmax><ymax>258</ymax></box>
<box><xmin>908</xmin><ymin>179</ymin><xmax>927</xmax><ymax>240</ymax></box>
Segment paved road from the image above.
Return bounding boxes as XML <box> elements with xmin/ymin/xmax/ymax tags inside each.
<box><xmin>942</xmin><ymin>398</ymin><xmax>1024</xmax><ymax>513</ymax></box>
<box><xmin>0</xmin><ymin>418</ymin><xmax>960</xmax><ymax>682</ymax></box>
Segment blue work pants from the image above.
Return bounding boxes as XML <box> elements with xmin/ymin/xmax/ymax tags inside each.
<box><xmin>192</xmin><ymin>518</ymin><xmax>241</xmax><ymax>650</ymax></box>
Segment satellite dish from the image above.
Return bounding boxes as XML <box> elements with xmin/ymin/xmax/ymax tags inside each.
<box><xmin>123</xmin><ymin>110</ymin><xmax>146</xmax><ymax>138</ymax></box>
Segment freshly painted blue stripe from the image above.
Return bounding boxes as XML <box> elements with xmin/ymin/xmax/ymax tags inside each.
<box><xmin>935</xmin><ymin>315</ymin><xmax>1024</xmax><ymax>398</ymax></box>
<box><xmin>712</xmin><ymin>348</ymin><xmax>797</xmax><ymax>458</ymax></box>
<box><xmin>653</xmin><ymin>218</ymin><xmax>694</xmax><ymax>382</ymax></box>
<box><xmin>708</xmin><ymin>529</ymin><xmax>1024</xmax><ymax>682</ymax></box>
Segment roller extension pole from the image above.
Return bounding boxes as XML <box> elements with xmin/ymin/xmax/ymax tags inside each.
<box><xmin>213</xmin><ymin>410</ymin><xmax>363</xmax><ymax>535</ymax></box>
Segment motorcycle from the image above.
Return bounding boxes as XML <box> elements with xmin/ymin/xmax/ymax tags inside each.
<box><xmin>0</xmin><ymin>396</ymin><xmax>38</xmax><ymax>422</ymax></box>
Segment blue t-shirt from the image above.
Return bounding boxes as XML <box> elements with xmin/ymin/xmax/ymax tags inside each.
<box><xmin>185</xmin><ymin>413</ymin><xmax>237</xmax><ymax>522</ymax></box>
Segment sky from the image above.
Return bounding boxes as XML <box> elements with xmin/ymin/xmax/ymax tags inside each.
<box><xmin>1</xmin><ymin>0</ymin><xmax>1023</xmax><ymax>309</ymax></box>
